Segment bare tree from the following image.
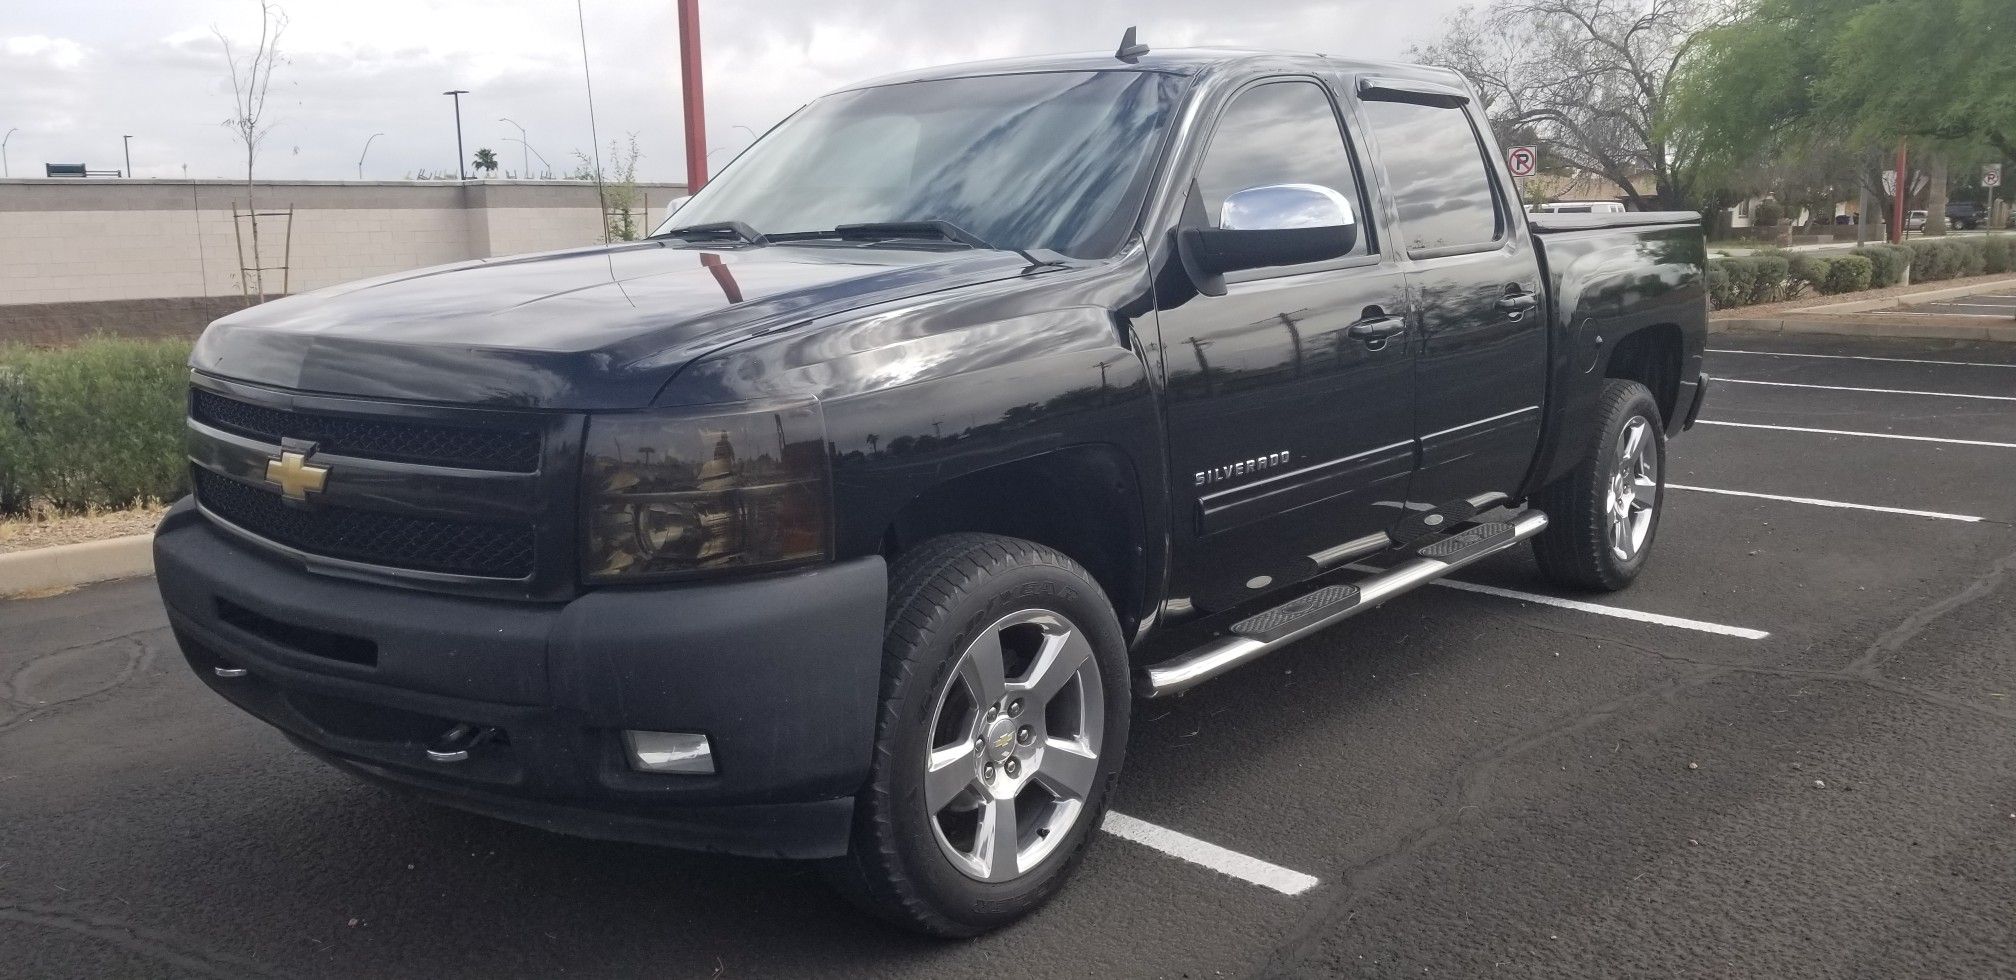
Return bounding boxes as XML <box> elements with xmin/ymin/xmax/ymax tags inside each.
<box><xmin>217</xmin><ymin>1</ymin><xmax>287</xmax><ymax>300</ymax></box>
<box><xmin>1415</xmin><ymin>0</ymin><xmax>1727</xmax><ymax>209</ymax></box>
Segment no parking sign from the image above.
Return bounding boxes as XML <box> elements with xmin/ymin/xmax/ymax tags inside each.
<box><xmin>1507</xmin><ymin>146</ymin><xmax>1538</xmax><ymax>177</ymax></box>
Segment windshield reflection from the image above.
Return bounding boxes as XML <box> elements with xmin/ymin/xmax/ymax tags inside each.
<box><xmin>665</xmin><ymin>71</ymin><xmax>1184</xmax><ymax>259</ymax></box>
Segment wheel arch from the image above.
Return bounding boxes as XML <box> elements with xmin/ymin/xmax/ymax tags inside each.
<box><xmin>880</xmin><ymin>444</ymin><xmax>1151</xmax><ymax>641</ymax></box>
<box><xmin>1601</xmin><ymin>323</ymin><xmax>1683</xmax><ymax>425</ymax></box>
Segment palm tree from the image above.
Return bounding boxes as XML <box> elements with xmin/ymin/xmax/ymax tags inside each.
<box><xmin>472</xmin><ymin>147</ymin><xmax>499</xmax><ymax>178</ymax></box>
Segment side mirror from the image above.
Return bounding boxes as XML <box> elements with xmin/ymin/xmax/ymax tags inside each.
<box><xmin>1181</xmin><ymin>183</ymin><xmax>1358</xmax><ymax>278</ymax></box>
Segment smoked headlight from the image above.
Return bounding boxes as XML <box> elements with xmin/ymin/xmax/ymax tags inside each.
<box><xmin>582</xmin><ymin>399</ymin><xmax>830</xmax><ymax>582</ymax></box>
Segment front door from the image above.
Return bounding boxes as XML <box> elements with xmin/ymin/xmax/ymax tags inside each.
<box><xmin>1155</xmin><ymin>77</ymin><xmax>1415</xmax><ymax>614</ymax></box>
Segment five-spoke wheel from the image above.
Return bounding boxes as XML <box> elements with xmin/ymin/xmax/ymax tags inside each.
<box><xmin>1607</xmin><ymin>416</ymin><xmax>1659</xmax><ymax>561</ymax></box>
<box><xmin>925</xmin><ymin>609</ymin><xmax>1104</xmax><ymax>882</ymax></box>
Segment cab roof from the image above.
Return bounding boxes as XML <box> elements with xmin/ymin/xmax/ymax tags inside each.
<box><xmin>841</xmin><ymin>48</ymin><xmax>1466</xmax><ymax>94</ymax></box>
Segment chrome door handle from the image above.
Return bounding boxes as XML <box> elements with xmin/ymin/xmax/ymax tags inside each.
<box><xmin>1347</xmin><ymin>315</ymin><xmax>1408</xmax><ymax>341</ymax></box>
<box><xmin>1497</xmin><ymin>292</ymin><xmax>1539</xmax><ymax>315</ymax></box>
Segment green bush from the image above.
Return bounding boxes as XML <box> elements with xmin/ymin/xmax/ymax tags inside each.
<box><xmin>1984</xmin><ymin>236</ymin><xmax>2016</xmax><ymax>275</ymax></box>
<box><xmin>1947</xmin><ymin>237</ymin><xmax>1986</xmax><ymax>278</ymax></box>
<box><xmin>1753</xmin><ymin>199</ymin><xmax>1785</xmax><ymax>227</ymax></box>
<box><xmin>1852</xmin><ymin>244</ymin><xmax>1910</xmax><ymax>287</ymax></box>
<box><xmin>1705</xmin><ymin>262</ymin><xmax>1738</xmax><ymax>309</ymax></box>
<box><xmin>1904</xmin><ymin>240</ymin><xmax>1942</xmax><ymax>281</ymax></box>
<box><xmin>1748</xmin><ymin>255</ymin><xmax>1792</xmax><ymax>304</ymax></box>
<box><xmin>1788</xmin><ymin>255</ymin><xmax>1833</xmax><ymax>296</ymax></box>
<box><xmin>1822</xmin><ymin>255</ymin><xmax>1873</xmax><ymax>294</ymax></box>
<box><xmin>0</xmin><ymin>337</ymin><xmax>192</xmax><ymax>517</ymax></box>
<box><xmin>1718</xmin><ymin>256</ymin><xmax>1759</xmax><ymax>307</ymax></box>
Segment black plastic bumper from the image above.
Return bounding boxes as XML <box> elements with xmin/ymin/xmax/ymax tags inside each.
<box><xmin>153</xmin><ymin>499</ymin><xmax>887</xmax><ymax>859</ymax></box>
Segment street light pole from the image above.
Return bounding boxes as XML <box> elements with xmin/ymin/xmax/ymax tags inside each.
<box><xmin>123</xmin><ymin>135</ymin><xmax>132</xmax><ymax>178</ymax></box>
<box><xmin>677</xmin><ymin>0</ymin><xmax>708</xmax><ymax>192</ymax></box>
<box><xmin>443</xmin><ymin>89</ymin><xmax>470</xmax><ymax>180</ymax></box>
<box><xmin>502</xmin><ymin>138</ymin><xmax>551</xmax><ymax>177</ymax></box>
<box><xmin>357</xmin><ymin>132</ymin><xmax>384</xmax><ymax>180</ymax></box>
<box><xmin>499</xmin><ymin>118</ymin><xmax>529</xmax><ymax>177</ymax></box>
<box><xmin>2</xmin><ymin>128</ymin><xmax>17</xmax><ymax>178</ymax></box>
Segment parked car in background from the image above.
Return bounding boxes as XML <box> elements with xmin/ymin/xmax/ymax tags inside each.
<box><xmin>1946</xmin><ymin>201</ymin><xmax>1989</xmax><ymax>230</ymax></box>
<box><xmin>1529</xmin><ymin>200</ymin><xmax>1627</xmax><ymax>214</ymax></box>
<box><xmin>1904</xmin><ymin>210</ymin><xmax>1928</xmax><ymax>231</ymax></box>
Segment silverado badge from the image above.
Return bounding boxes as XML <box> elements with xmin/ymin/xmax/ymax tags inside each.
<box><xmin>265</xmin><ymin>449</ymin><xmax>330</xmax><ymax>501</ymax></box>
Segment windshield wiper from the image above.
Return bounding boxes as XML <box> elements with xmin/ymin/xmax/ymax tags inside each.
<box><xmin>771</xmin><ymin>220</ymin><xmax>999</xmax><ymax>251</ymax></box>
<box><xmin>658</xmin><ymin>221</ymin><xmax>768</xmax><ymax>246</ymax></box>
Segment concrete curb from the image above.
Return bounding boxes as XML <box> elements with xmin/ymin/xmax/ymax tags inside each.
<box><xmin>0</xmin><ymin>534</ymin><xmax>153</xmax><ymax>597</ymax></box>
<box><xmin>1712</xmin><ymin>317</ymin><xmax>2016</xmax><ymax>342</ymax></box>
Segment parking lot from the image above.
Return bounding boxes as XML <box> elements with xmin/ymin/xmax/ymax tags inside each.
<box><xmin>4</xmin><ymin>333</ymin><xmax>2014</xmax><ymax>979</ymax></box>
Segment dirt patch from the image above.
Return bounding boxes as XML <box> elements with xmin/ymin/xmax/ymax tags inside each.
<box><xmin>0</xmin><ymin>506</ymin><xmax>167</xmax><ymax>555</ymax></box>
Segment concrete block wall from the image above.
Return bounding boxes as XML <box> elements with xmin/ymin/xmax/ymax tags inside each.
<box><xmin>0</xmin><ymin>178</ymin><xmax>685</xmax><ymax>312</ymax></box>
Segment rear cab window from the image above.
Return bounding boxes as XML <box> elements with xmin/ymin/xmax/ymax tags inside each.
<box><xmin>1357</xmin><ymin>95</ymin><xmax>1506</xmax><ymax>258</ymax></box>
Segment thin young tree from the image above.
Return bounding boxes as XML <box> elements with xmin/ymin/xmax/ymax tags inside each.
<box><xmin>217</xmin><ymin>1</ymin><xmax>287</xmax><ymax>301</ymax></box>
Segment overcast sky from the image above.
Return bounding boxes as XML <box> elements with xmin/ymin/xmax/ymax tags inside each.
<box><xmin>4</xmin><ymin>0</ymin><xmax>1467</xmax><ymax>183</ymax></box>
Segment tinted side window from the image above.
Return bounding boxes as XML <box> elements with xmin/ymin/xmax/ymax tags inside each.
<box><xmin>1360</xmin><ymin>100</ymin><xmax>1502</xmax><ymax>255</ymax></box>
<box><xmin>1196</xmin><ymin>80</ymin><xmax>1369</xmax><ymax>256</ymax></box>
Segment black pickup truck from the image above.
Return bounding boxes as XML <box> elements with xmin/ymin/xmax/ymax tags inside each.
<box><xmin>155</xmin><ymin>43</ymin><xmax>1707</xmax><ymax>935</ymax></box>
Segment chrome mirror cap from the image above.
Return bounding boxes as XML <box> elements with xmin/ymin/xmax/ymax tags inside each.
<box><xmin>1220</xmin><ymin>183</ymin><xmax>1356</xmax><ymax>232</ymax></box>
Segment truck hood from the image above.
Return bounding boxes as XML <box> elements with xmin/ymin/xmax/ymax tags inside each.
<box><xmin>192</xmin><ymin>241</ymin><xmax>1040</xmax><ymax>410</ymax></box>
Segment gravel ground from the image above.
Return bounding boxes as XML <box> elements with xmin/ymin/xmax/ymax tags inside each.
<box><xmin>0</xmin><ymin>506</ymin><xmax>166</xmax><ymax>554</ymax></box>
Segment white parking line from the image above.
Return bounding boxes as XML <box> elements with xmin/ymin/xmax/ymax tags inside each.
<box><xmin>1342</xmin><ymin>564</ymin><xmax>1771</xmax><ymax>639</ymax></box>
<box><xmin>1697</xmin><ymin>419</ymin><xmax>2016</xmax><ymax>449</ymax></box>
<box><xmin>1718</xmin><ymin>378</ymin><xmax>2016</xmax><ymax>402</ymax></box>
<box><xmin>1424</xmin><ymin>578</ymin><xmax>1772</xmax><ymax>640</ymax></box>
<box><xmin>1861</xmin><ymin>311</ymin><xmax>2014</xmax><ymax>319</ymax></box>
<box><xmin>1667</xmin><ymin>483</ymin><xmax>1985</xmax><ymax>522</ymax></box>
<box><xmin>1708</xmin><ymin>349</ymin><xmax>2016</xmax><ymax>369</ymax></box>
<box><xmin>1102</xmin><ymin>811</ymin><xmax>1319</xmax><ymax>896</ymax></box>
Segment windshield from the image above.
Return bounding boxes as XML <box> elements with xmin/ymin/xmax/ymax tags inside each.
<box><xmin>661</xmin><ymin>70</ymin><xmax>1184</xmax><ymax>258</ymax></box>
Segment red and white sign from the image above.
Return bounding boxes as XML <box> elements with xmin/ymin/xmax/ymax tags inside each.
<box><xmin>1986</xmin><ymin>165</ymin><xmax>2003</xmax><ymax>189</ymax></box>
<box><xmin>1507</xmin><ymin>146</ymin><xmax>1538</xmax><ymax>178</ymax></box>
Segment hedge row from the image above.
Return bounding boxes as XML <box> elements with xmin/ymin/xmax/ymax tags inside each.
<box><xmin>1709</xmin><ymin>236</ymin><xmax>2016</xmax><ymax>309</ymax></box>
<box><xmin>0</xmin><ymin>338</ymin><xmax>193</xmax><ymax>517</ymax></box>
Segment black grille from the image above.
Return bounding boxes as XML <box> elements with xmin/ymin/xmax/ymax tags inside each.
<box><xmin>192</xmin><ymin>389</ymin><xmax>541</xmax><ymax>472</ymax></box>
<box><xmin>194</xmin><ymin>469</ymin><xmax>536</xmax><ymax>578</ymax></box>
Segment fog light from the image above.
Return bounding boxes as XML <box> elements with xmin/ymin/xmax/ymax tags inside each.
<box><xmin>623</xmin><ymin>731</ymin><xmax>715</xmax><ymax>774</ymax></box>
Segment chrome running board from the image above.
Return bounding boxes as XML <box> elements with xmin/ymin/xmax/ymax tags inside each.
<box><xmin>1139</xmin><ymin>510</ymin><xmax>1548</xmax><ymax>698</ymax></box>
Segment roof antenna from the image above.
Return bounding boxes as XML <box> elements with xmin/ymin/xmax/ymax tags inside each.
<box><xmin>1115</xmin><ymin>26</ymin><xmax>1149</xmax><ymax>63</ymax></box>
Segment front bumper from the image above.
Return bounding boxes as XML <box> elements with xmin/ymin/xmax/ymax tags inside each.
<box><xmin>153</xmin><ymin>499</ymin><xmax>887</xmax><ymax>859</ymax></box>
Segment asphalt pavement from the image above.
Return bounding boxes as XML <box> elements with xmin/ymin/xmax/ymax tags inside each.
<box><xmin>3</xmin><ymin>333</ymin><xmax>2014</xmax><ymax>979</ymax></box>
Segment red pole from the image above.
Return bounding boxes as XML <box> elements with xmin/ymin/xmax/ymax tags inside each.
<box><xmin>1891</xmin><ymin>139</ymin><xmax>1908</xmax><ymax>245</ymax></box>
<box><xmin>677</xmin><ymin>0</ymin><xmax>708</xmax><ymax>194</ymax></box>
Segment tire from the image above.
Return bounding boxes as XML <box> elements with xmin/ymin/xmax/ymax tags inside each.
<box><xmin>1531</xmin><ymin>379</ymin><xmax>1666</xmax><ymax>592</ymax></box>
<box><xmin>827</xmin><ymin>533</ymin><xmax>1130</xmax><ymax>936</ymax></box>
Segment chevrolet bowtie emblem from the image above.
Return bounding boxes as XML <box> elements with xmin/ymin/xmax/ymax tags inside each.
<box><xmin>265</xmin><ymin>449</ymin><xmax>330</xmax><ymax>501</ymax></box>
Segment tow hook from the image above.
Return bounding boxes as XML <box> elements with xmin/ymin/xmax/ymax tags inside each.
<box><xmin>426</xmin><ymin>723</ymin><xmax>499</xmax><ymax>764</ymax></box>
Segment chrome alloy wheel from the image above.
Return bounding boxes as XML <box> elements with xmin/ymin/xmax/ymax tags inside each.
<box><xmin>925</xmin><ymin>608</ymin><xmax>1105</xmax><ymax>883</ymax></box>
<box><xmin>1607</xmin><ymin>416</ymin><xmax>1658</xmax><ymax>561</ymax></box>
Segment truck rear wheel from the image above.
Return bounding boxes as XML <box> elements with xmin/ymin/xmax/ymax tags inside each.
<box><xmin>1531</xmin><ymin>379</ymin><xmax>1666</xmax><ymax>592</ymax></box>
<box><xmin>828</xmin><ymin>533</ymin><xmax>1130</xmax><ymax>936</ymax></box>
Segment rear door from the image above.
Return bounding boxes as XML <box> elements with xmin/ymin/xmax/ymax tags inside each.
<box><xmin>1155</xmin><ymin>77</ymin><xmax>1415</xmax><ymax>613</ymax></box>
<box><xmin>1354</xmin><ymin>81</ymin><xmax>1548</xmax><ymax>506</ymax></box>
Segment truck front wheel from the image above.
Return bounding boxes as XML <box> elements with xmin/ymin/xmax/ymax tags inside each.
<box><xmin>1531</xmin><ymin>379</ymin><xmax>1667</xmax><ymax>591</ymax></box>
<box><xmin>829</xmin><ymin>533</ymin><xmax>1131</xmax><ymax>936</ymax></box>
